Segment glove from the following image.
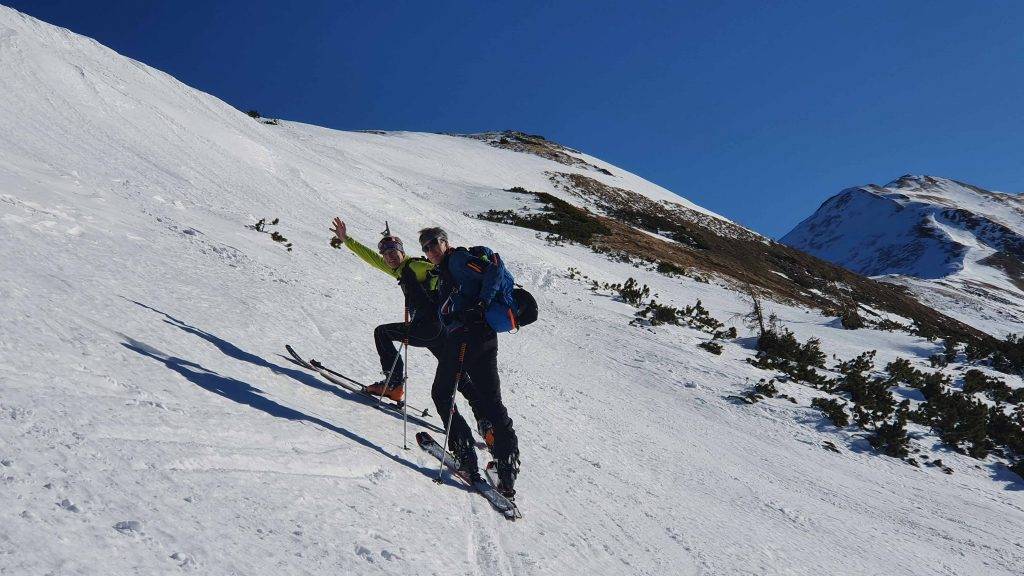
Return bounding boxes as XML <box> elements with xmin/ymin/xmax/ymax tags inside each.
<box><xmin>460</xmin><ymin>300</ymin><xmax>488</xmax><ymax>327</ymax></box>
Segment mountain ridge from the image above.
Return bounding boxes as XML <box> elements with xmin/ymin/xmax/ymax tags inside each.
<box><xmin>784</xmin><ymin>175</ymin><xmax>1024</xmax><ymax>337</ymax></box>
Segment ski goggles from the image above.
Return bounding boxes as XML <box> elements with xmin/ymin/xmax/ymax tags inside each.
<box><xmin>378</xmin><ymin>238</ymin><xmax>404</xmax><ymax>254</ymax></box>
<box><xmin>421</xmin><ymin>237</ymin><xmax>443</xmax><ymax>253</ymax></box>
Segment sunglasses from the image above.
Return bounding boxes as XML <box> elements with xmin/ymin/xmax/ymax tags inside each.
<box><xmin>421</xmin><ymin>237</ymin><xmax>443</xmax><ymax>253</ymax></box>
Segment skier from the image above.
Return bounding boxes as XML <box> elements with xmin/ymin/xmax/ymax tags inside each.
<box><xmin>419</xmin><ymin>227</ymin><xmax>521</xmax><ymax>497</ymax></box>
<box><xmin>330</xmin><ymin>218</ymin><xmax>485</xmax><ymax>434</ymax></box>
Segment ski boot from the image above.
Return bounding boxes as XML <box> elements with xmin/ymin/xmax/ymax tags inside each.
<box><xmin>453</xmin><ymin>439</ymin><xmax>482</xmax><ymax>483</ymax></box>
<box><xmin>490</xmin><ymin>452</ymin><xmax>520</xmax><ymax>499</ymax></box>
<box><xmin>365</xmin><ymin>374</ymin><xmax>405</xmax><ymax>402</ymax></box>
<box><xmin>476</xmin><ymin>419</ymin><xmax>495</xmax><ymax>453</ymax></box>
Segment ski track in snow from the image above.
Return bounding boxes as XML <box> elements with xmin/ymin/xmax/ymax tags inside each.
<box><xmin>1</xmin><ymin>6</ymin><xmax>1023</xmax><ymax>575</ymax></box>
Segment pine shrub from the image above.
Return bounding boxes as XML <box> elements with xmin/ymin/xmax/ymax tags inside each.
<box><xmin>698</xmin><ymin>340</ymin><xmax>723</xmax><ymax>355</ymax></box>
<box><xmin>987</xmin><ymin>405</ymin><xmax>1024</xmax><ymax>457</ymax></box>
<box><xmin>962</xmin><ymin>369</ymin><xmax>1015</xmax><ymax>403</ymax></box>
<box><xmin>656</xmin><ymin>261</ymin><xmax>685</xmax><ymax>276</ymax></box>
<box><xmin>756</xmin><ymin>328</ymin><xmax>826</xmax><ymax>369</ymax></box>
<box><xmin>869</xmin><ymin>400</ymin><xmax>911</xmax><ymax>458</ymax></box>
<box><xmin>609</xmin><ymin>278</ymin><xmax>650</xmax><ymax>306</ymax></box>
<box><xmin>885</xmin><ymin>357</ymin><xmax>924</xmax><ymax>388</ymax></box>
<box><xmin>477</xmin><ymin>189</ymin><xmax>611</xmax><ymax>245</ymax></box>
<box><xmin>840</xmin><ymin>307</ymin><xmax>865</xmax><ymax>329</ymax></box>
<box><xmin>1010</xmin><ymin>460</ymin><xmax>1024</xmax><ymax>480</ymax></box>
<box><xmin>749</xmin><ymin>326</ymin><xmax>828</xmax><ymax>387</ymax></box>
<box><xmin>811</xmin><ymin>397</ymin><xmax>849</xmax><ymax>428</ymax></box>
<box><xmin>831</xmin><ymin>351</ymin><xmax>896</xmax><ymax>428</ymax></box>
<box><xmin>913</xmin><ymin>388</ymin><xmax>989</xmax><ymax>459</ymax></box>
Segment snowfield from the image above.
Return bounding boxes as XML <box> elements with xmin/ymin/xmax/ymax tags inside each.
<box><xmin>1</xmin><ymin>5</ymin><xmax>1023</xmax><ymax>575</ymax></box>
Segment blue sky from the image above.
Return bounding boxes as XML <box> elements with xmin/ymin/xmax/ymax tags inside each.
<box><xmin>8</xmin><ymin>0</ymin><xmax>1024</xmax><ymax>237</ymax></box>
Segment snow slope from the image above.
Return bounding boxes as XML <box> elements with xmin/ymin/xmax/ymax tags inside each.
<box><xmin>2</xmin><ymin>6</ymin><xmax>1023</xmax><ymax>575</ymax></box>
<box><xmin>783</xmin><ymin>175</ymin><xmax>1024</xmax><ymax>337</ymax></box>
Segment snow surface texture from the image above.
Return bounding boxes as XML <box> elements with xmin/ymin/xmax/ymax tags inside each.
<box><xmin>783</xmin><ymin>175</ymin><xmax>1024</xmax><ymax>337</ymax></box>
<box><xmin>1</xmin><ymin>6</ymin><xmax>1023</xmax><ymax>575</ymax></box>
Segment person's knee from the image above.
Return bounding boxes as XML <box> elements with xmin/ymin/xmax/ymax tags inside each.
<box><xmin>374</xmin><ymin>324</ymin><xmax>389</xmax><ymax>339</ymax></box>
<box><xmin>431</xmin><ymin>383</ymin><xmax>450</xmax><ymax>406</ymax></box>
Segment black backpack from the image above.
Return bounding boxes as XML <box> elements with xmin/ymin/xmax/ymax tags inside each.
<box><xmin>512</xmin><ymin>287</ymin><xmax>538</xmax><ymax>328</ymax></box>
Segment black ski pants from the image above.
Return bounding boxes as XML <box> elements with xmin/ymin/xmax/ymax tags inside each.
<box><xmin>373</xmin><ymin>321</ymin><xmax>483</xmax><ymax>422</ymax></box>
<box><xmin>374</xmin><ymin>321</ymin><xmax>444</xmax><ymax>378</ymax></box>
<box><xmin>431</xmin><ymin>327</ymin><xmax>518</xmax><ymax>470</ymax></box>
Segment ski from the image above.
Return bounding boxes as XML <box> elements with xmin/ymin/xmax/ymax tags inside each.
<box><xmin>283</xmin><ymin>345</ymin><xmax>442</xmax><ymax>433</ymax></box>
<box><xmin>416</xmin><ymin>431</ymin><xmax>521</xmax><ymax>521</ymax></box>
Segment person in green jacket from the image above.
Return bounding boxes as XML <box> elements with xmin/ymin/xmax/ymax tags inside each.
<box><xmin>330</xmin><ymin>217</ymin><xmax>489</xmax><ymax>443</ymax></box>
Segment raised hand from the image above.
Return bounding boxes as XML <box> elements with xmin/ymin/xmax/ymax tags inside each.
<box><xmin>331</xmin><ymin>217</ymin><xmax>348</xmax><ymax>242</ymax></box>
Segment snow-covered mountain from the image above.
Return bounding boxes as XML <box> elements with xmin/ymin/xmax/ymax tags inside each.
<box><xmin>2</xmin><ymin>6</ymin><xmax>1023</xmax><ymax>575</ymax></box>
<box><xmin>783</xmin><ymin>175</ymin><xmax>1024</xmax><ymax>337</ymax></box>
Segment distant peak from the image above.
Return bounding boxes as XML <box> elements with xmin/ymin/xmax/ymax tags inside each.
<box><xmin>885</xmin><ymin>174</ymin><xmax>953</xmax><ymax>190</ymax></box>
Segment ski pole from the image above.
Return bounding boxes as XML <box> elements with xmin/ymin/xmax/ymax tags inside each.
<box><xmin>377</xmin><ymin>344</ymin><xmax>403</xmax><ymax>405</ymax></box>
<box><xmin>401</xmin><ymin>308</ymin><xmax>411</xmax><ymax>450</ymax></box>
<box><xmin>402</xmin><ymin>335</ymin><xmax>410</xmax><ymax>449</ymax></box>
<box><xmin>434</xmin><ymin>341</ymin><xmax>468</xmax><ymax>483</ymax></box>
<box><xmin>377</xmin><ymin>309</ymin><xmax>414</xmax><ymax>406</ymax></box>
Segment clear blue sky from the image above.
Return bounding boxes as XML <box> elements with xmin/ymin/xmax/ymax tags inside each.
<box><xmin>8</xmin><ymin>0</ymin><xmax>1024</xmax><ymax>237</ymax></box>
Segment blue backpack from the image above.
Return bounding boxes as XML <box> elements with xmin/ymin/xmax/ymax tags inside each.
<box><xmin>450</xmin><ymin>246</ymin><xmax>538</xmax><ymax>333</ymax></box>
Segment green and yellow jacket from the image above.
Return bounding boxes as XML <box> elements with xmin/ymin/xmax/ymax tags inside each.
<box><xmin>344</xmin><ymin>237</ymin><xmax>438</xmax><ymax>323</ymax></box>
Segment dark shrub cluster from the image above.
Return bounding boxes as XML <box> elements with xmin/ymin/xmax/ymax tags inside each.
<box><xmin>840</xmin><ymin>306</ymin><xmax>865</xmax><ymax>329</ymax></box>
<box><xmin>885</xmin><ymin>357</ymin><xmax>925</xmax><ymax>387</ymax></box>
<box><xmin>910</xmin><ymin>378</ymin><xmax>990</xmax><ymax>459</ymax></box>
<box><xmin>869</xmin><ymin>400</ymin><xmax>911</xmax><ymax>458</ymax></box>
<box><xmin>1010</xmin><ymin>460</ymin><xmax>1024</xmax><ymax>479</ymax></box>
<box><xmin>928</xmin><ymin>338</ymin><xmax>957</xmax><ymax>368</ymax></box>
<box><xmin>699</xmin><ymin>340</ymin><xmax>723</xmax><ymax>355</ymax></box>
<box><xmin>585</xmin><ymin>274</ymin><xmax>736</xmax><ymax>358</ymax></box>
<box><xmin>248</xmin><ymin>217</ymin><xmax>292</xmax><ymax>251</ymax></box>
<box><xmin>757</xmin><ymin>327</ymin><xmax>826</xmax><ymax>369</ymax></box>
<box><xmin>603</xmin><ymin>204</ymin><xmax>709</xmax><ymax>250</ymax></box>
<box><xmin>886</xmin><ymin>360</ymin><xmax>995</xmax><ymax>458</ymax></box>
<box><xmin>656</xmin><ymin>261</ymin><xmax>686</xmax><ymax>276</ymax></box>
<box><xmin>958</xmin><ymin>333</ymin><xmax>1024</xmax><ymax>377</ymax></box>
<box><xmin>987</xmin><ymin>404</ymin><xmax>1024</xmax><ymax>459</ymax></box>
<box><xmin>604</xmin><ymin>277</ymin><xmax>650</xmax><ymax>306</ymax></box>
<box><xmin>962</xmin><ymin>369</ymin><xmax>1024</xmax><ymax>404</ymax></box>
<box><xmin>945</xmin><ymin>339</ymin><xmax>959</xmax><ymax>363</ymax></box>
<box><xmin>566</xmin><ymin>266</ymin><xmax>584</xmax><ymax>280</ymax></box>
<box><xmin>732</xmin><ymin>378</ymin><xmax>794</xmax><ymax>404</ymax></box>
<box><xmin>871</xmin><ymin>318</ymin><xmax>914</xmax><ymax>333</ymax></box>
<box><xmin>478</xmin><ymin>189</ymin><xmax>611</xmax><ymax>245</ymax></box>
<box><xmin>811</xmin><ymin>397</ymin><xmax>849</xmax><ymax>428</ymax></box>
<box><xmin>830</xmin><ymin>351</ymin><xmax>896</xmax><ymax>428</ymax></box>
<box><xmin>992</xmin><ymin>333</ymin><xmax>1024</xmax><ymax>374</ymax></box>
<box><xmin>748</xmin><ymin>326</ymin><xmax>828</xmax><ymax>386</ymax></box>
<box><xmin>634</xmin><ymin>299</ymin><xmax>730</xmax><ymax>335</ymax></box>
<box><xmin>737</xmin><ymin>378</ymin><xmax>797</xmax><ymax>404</ymax></box>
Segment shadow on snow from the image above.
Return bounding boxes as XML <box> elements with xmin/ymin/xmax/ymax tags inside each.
<box><xmin>121</xmin><ymin>300</ymin><xmax>468</xmax><ymax>491</ymax></box>
<box><xmin>125</xmin><ymin>298</ymin><xmax>438</xmax><ymax>431</ymax></box>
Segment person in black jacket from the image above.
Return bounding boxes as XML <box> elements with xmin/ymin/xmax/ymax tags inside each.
<box><xmin>420</xmin><ymin>226</ymin><xmax>521</xmax><ymax>497</ymax></box>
